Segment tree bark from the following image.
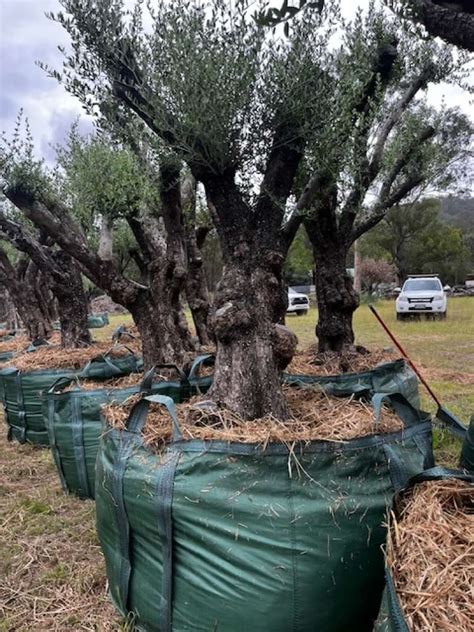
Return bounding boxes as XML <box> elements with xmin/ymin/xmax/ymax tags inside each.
<box><xmin>208</xmin><ymin>252</ymin><xmax>293</xmax><ymax>420</ymax></box>
<box><xmin>25</xmin><ymin>262</ymin><xmax>55</xmax><ymax>328</ymax></box>
<box><xmin>128</xmin><ymin>291</ymin><xmax>193</xmax><ymax>368</ymax></box>
<box><xmin>201</xmin><ymin>175</ymin><xmax>296</xmax><ymax>419</ymax></box>
<box><xmin>185</xmin><ymin>225</ymin><xmax>211</xmax><ymax>346</ymax></box>
<box><xmin>353</xmin><ymin>240</ymin><xmax>362</xmax><ymax>294</ymax></box>
<box><xmin>394</xmin><ymin>0</ymin><xmax>474</xmax><ymax>52</ymax></box>
<box><xmin>306</xmin><ymin>220</ymin><xmax>359</xmax><ymax>353</ymax></box>
<box><xmin>0</xmin><ymin>250</ymin><xmax>53</xmax><ymax>340</ymax></box>
<box><xmin>50</xmin><ymin>252</ymin><xmax>92</xmax><ymax>348</ymax></box>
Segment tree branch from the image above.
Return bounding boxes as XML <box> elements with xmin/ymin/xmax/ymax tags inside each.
<box><xmin>352</xmin><ymin>173</ymin><xmax>424</xmax><ymax>240</ymax></box>
<box><xmin>2</xmin><ymin>187</ymin><xmax>141</xmax><ymax>305</ymax></box>
<box><xmin>338</xmin><ymin>65</ymin><xmax>435</xmax><ymax>236</ymax></box>
<box><xmin>255</xmin><ymin>122</ymin><xmax>305</xmax><ymax>238</ymax></box>
<box><xmin>0</xmin><ymin>211</ymin><xmax>60</xmax><ymax>279</ymax></box>
<box><xmin>391</xmin><ymin>0</ymin><xmax>474</xmax><ymax>52</ymax></box>
<box><xmin>368</xmin><ymin>64</ymin><xmax>435</xmax><ymax>178</ymax></box>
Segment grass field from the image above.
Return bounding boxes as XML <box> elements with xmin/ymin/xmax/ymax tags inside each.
<box><xmin>0</xmin><ymin>297</ymin><xmax>472</xmax><ymax>630</ymax></box>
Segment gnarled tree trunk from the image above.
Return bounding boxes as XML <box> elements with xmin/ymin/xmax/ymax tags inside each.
<box><xmin>306</xmin><ymin>221</ymin><xmax>359</xmax><ymax>353</ymax></box>
<box><xmin>16</xmin><ymin>288</ymin><xmax>53</xmax><ymax>340</ymax></box>
<box><xmin>128</xmin><ymin>290</ymin><xmax>193</xmax><ymax>369</ymax></box>
<box><xmin>0</xmin><ymin>250</ymin><xmax>53</xmax><ymax>340</ymax></box>
<box><xmin>185</xmin><ymin>225</ymin><xmax>211</xmax><ymax>346</ymax></box>
<box><xmin>209</xmin><ymin>248</ymin><xmax>293</xmax><ymax>420</ymax></box>
<box><xmin>50</xmin><ymin>252</ymin><xmax>92</xmax><ymax>348</ymax></box>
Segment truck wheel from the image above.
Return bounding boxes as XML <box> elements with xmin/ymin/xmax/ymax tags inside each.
<box><xmin>396</xmin><ymin>313</ymin><xmax>404</xmax><ymax>321</ymax></box>
<box><xmin>296</xmin><ymin>310</ymin><xmax>307</xmax><ymax>316</ymax></box>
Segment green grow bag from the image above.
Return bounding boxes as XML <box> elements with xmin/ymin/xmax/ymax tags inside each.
<box><xmin>460</xmin><ymin>415</ymin><xmax>474</xmax><ymax>472</ymax></box>
<box><xmin>96</xmin><ymin>392</ymin><xmax>434</xmax><ymax>632</ymax></box>
<box><xmin>87</xmin><ymin>314</ymin><xmax>109</xmax><ymax>328</ymax></box>
<box><xmin>44</xmin><ymin>365</ymin><xmax>210</xmax><ymax>500</ymax></box>
<box><xmin>0</xmin><ymin>351</ymin><xmax>142</xmax><ymax>447</ymax></box>
<box><xmin>375</xmin><ymin>467</ymin><xmax>474</xmax><ymax>632</ymax></box>
<box><xmin>284</xmin><ymin>358</ymin><xmax>420</xmax><ymax>408</ymax></box>
<box><xmin>0</xmin><ymin>351</ymin><xmax>14</xmax><ymax>364</ymax></box>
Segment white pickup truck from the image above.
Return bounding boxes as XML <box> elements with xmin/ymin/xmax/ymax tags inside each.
<box><xmin>287</xmin><ymin>287</ymin><xmax>310</xmax><ymax>316</ymax></box>
<box><xmin>395</xmin><ymin>276</ymin><xmax>447</xmax><ymax>320</ymax></box>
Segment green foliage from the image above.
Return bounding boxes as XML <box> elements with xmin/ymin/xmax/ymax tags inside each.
<box><xmin>299</xmin><ymin>4</ymin><xmax>472</xmax><ymax>222</ymax></box>
<box><xmin>253</xmin><ymin>0</ymin><xmax>325</xmax><ymax>35</ymax></box>
<box><xmin>284</xmin><ymin>226</ymin><xmax>313</xmax><ymax>283</ymax></box>
<box><xmin>361</xmin><ymin>199</ymin><xmax>471</xmax><ymax>284</ymax></box>
<box><xmin>46</xmin><ymin>0</ymin><xmax>335</xmax><ymax>183</ymax></box>
<box><xmin>0</xmin><ymin>111</ymin><xmax>54</xmax><ymax>204</ymax></box>
<box><xmin>56</xmin><ymin>129</ymin><xmax>149</xmax><ymax>222</ymax></box>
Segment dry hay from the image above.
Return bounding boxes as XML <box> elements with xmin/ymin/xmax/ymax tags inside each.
<box><xmin>4</xmin><ymin>342</ymin><xmax>137</xmax><ymax>372</ymax></box>
<box><xmin>103</xmin><ymin>385</ymin><xmax>403</xmax><ymax>452</ymax></box>
<box><xmin>0</xmin><ymin>334</ymin><xmax>29</xmax><ymax>354</ymax></box>
<box><xmin>61</xmin><ymin>372</ymin><xmax>144</xmax><ymax>392</ymax></box>
<box><xmin>0</xmin><ymin>332</ymin><xmax>61</xmax><ymax>355</ymax></box>
<box><xmin>387</xmin><ymin>479</ymin><xmax>474</xmax><ymax>632</ymax></box>
<box><xmin>0</xmin><ymin>421</ymin><xmax>120</xmax><ymax>630</ymax></box>
<box><xmin>287</xmin><ymin>347</ymin><xmax>400</xmax><ymax>376</ymax></box>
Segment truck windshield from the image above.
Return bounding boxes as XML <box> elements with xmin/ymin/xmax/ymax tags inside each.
<box><xmin>403</xmin><ymin>279</ymin><xmax>441</xmax><ymax>292</ymax></box>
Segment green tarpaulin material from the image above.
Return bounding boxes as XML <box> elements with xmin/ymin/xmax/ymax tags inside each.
<box><xmin>0</xmin><ymin>351</ymin><xmax>14</xmax><ymax>365</ymax></box>
<box><xmin>52</xmin><ymin>313</ymin><xmax>109</xmax><ymax>330</ymax></box>
<box><xmin>374</xmin><ymin>467</ymin><xmax>474</xmax><ymax>632</ymax></box>
<box><xmin>87</xmin><ymin>313</ymin><xmax>109</xmax><ymax>328</ymax></box>
<box><xmin>44</xmin><ymin>365</ymin><xmax>211</xmax><ymax>499</ymax></box>
<box><xmin>284</xmin><ymin>359</ymin><xmax>420</xmax><ymax>409</ymax></box>
<box><xmin>0</xmin><ymin>352</ymin><xmax>142</xmax><ymax>446</ymax></box>
<box><xmin>460</xmin><ymin>415</ymin><xmax>474</xmax><ymax>472</ymax></box>
<box><xmin>96</xmin><ymin>391</ymin><xmax>434</xmax><ymax>632</ymax></box>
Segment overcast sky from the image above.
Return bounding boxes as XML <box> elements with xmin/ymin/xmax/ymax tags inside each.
<box><xmin>1</xmin><ymin>0</ymin><xmax>473</xmax><ymax>164</ymax></box>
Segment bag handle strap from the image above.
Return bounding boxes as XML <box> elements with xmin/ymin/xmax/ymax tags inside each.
<box><xmin>408</xmin><ymin>466</ymin><xmax>474</xmax><ymax>486</ymax></box>
<box><xmin>126</xmin><ymin>393</ymin><xmax>182</xmax><ymax>441</ymax></box>
<box><xmin>47</xmin><ymin>375</ymin><xmax>81</xmax><ymax>393</ymax></box>
<box><xmin>139</xmin><ymin>365</ymin><xmax>189</xmax><ymax>392</ymax></box>
<box><xmin>371</xmin><ymin>392</ymin><xmax>428</xmax><ymax>430</ymax></box>
<box><xmin>80</xmin><ymin>344</ymin><xmax>138</xmax><ymax>377</ymax></box>
<box><xmin>187</xmin><ymin>354</ymin><xmax>215</xmax><ymax>380</ymax></box>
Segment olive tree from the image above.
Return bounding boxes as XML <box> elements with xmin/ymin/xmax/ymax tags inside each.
<box><xmin>41</xmin><ymin>0</ymin><xmax>338</xmax><ymax>418</ymax></box>
<box><xmin>0</xmin><ymin>122</ymin><xmax>199</xmax><ymax>365</ymax></box>
<box><xmin>292</xmin><ymin>8</ymin><xmax>472</xmax><ymax>352</ymax></box>
<box><xmin>0</xmin><ymin>123</ymin><xmax>92</xmax><ymax>346</ymax></box>
<box><xmin>0</xmin><ymin>239</ymin><xmax>54</xmax><ymax>341</ymax></box>
<box><xmin>0</xmin><ymin>210</ymin><xmax>92</xmax><ymax>347</ymax></box>
<box><xmin>257</xmin><ymin>1</ymin><xmax>474</xmax><ymax>52</ymax></box>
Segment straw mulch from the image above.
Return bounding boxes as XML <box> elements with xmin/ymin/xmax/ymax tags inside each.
<box><xmin>287</xmin><ymin>347</ymin><xmax>400</xmax><ymax>376</ymax></box>
<box><xmin>4</xmin><ymin>342</ymin><xmax>137</xmax><ymax>372</ymax></box>
<box><xmin>387</xmin><ymin>479</ymin><xmax>474</xmax><ymax>632</ymax></box>
<box><xmin>104</xmin><ymin>385</ymin><xmax>403</xmax><ymax>452</ymax></box>
<box><xmin>0</xmin><ymin>417</ymin><xmax>119</xmax><ymax>631</ymax></box>
<box><xmin>0</xmin><ymin>332</ymin><xmax>61</xmax><ymax>355</ymax></box>
<box><xmin>61</xmin><ymin>372</ymin><xmax>144</xmax><ymax>392</ymax></box>
<box><xmin>0</xmin><ymin>335</ymin><xmax>29</xmax><ymax>354</ymax></box>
